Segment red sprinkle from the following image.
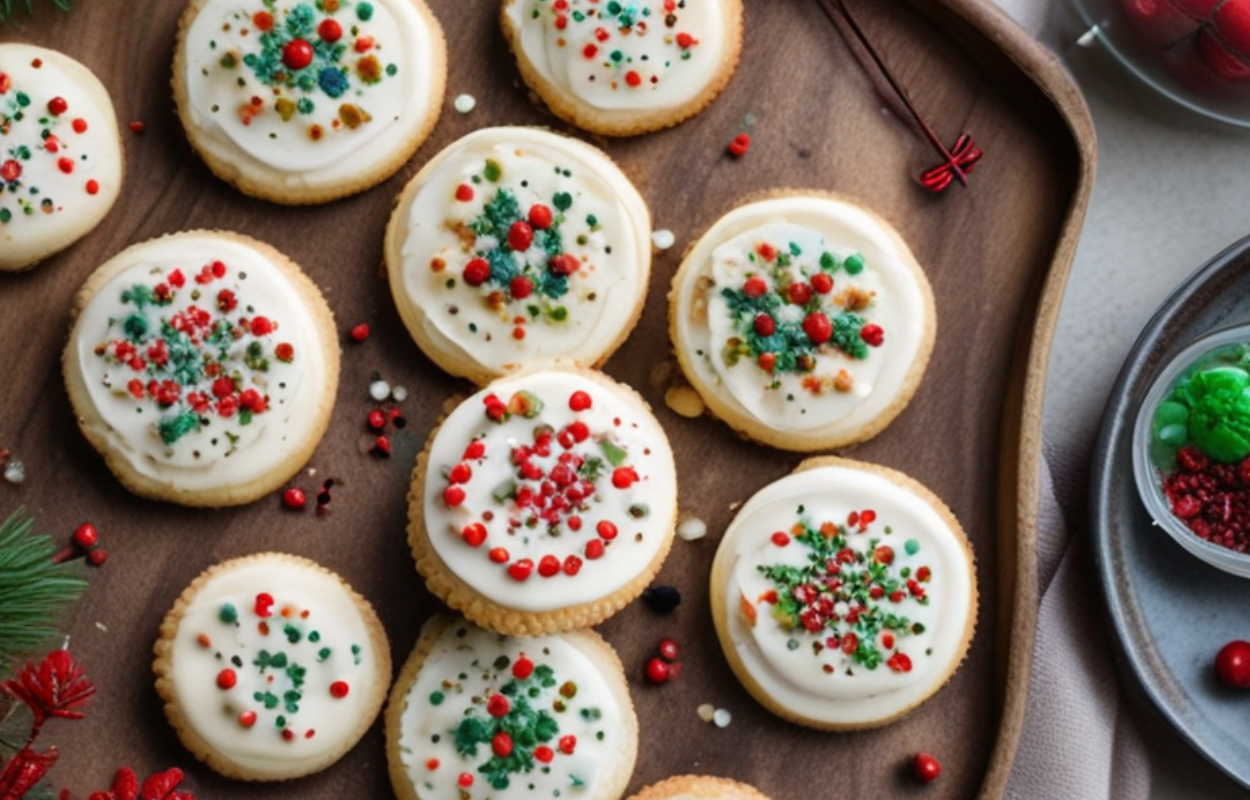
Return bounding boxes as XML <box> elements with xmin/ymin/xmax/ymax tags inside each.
<box><xmin>558</xmin><ymin>735</ymin><xmax>577</xmax><ymax>755</ymax></box>
<box><xmin>330</xmin><ymin>681</ymin><xmax>350</xmax><ymax>698</ymax></box>
<box><xmin>914</xmin><ymin>752</ymin><xmax>942</xmax><ymax>783</ymax></box>
<box><xmin>585</xmin><ymin>540</ymin><xmax>605</xmax><ymax>560</ymax></box>
<box><xmin>282</xmin><ymin>39</ymin><xmax>314</xmax><ymax>71</ymax></box>
<box><xmin>318</xmin><ymin>18</ymin><xmax>343</xmax><ymax>42</ymax></box>
<box><xmin>487</xmin><ymin>694</ymin><xmax>511</xmax><ymax>717</ymax></box>
<box><xmin>46</xmin><ymin>96</ymin><xmax>67</xmax><ymax>115</ymax></box>
<box><xmin>513</xmin><ymin>656</ymin><xmax>534</xmax><ymax>679</ymax></box>
<box><xmin>596</xmin><ymin>520</ymin><xmax>618</xmax><ymax>540</ymax></box>
<box><xmin>492</xmin><ymin>732</ymin><xmax>513</xmax><ymax>758</ymax></box>
<box><xmin>443</xmin><ymin>486</ymin><xmax>465</xmax><ymax>507</ymax></box>
<box><xmin>72</xmin><ymin>118</ymin><xmax>88</xmax><ymax>134</ymax></box>
<box><xmin>528</xmin><ymin>204</ymin><xmax>553</xmax><ymax>229</ymax></box>
<box><xmin>743</xmin><ymin>276</ymin><xmax>767</xmax><ymax>297</ymax></box>
<box><xmin>535</xmin><ymin>745</ymin><xmax>554</xmax><ymax>763</ymax></box>
<box><xmin>771</xmin><ymin>532</ymin><xmax>791</xmax><ymax>547</ymax></box>
<box><xmin>238</xmin><ymin>710</ymin><xmax>257</xmax><ymax>728</ymax></box>
<box><xmin>658</xmin><ymin>639</ymin><xmax>679</xmax><ymax>661</ymax></box>
<box><xmin>508</xmin><ymin>558</ymin><xmax>534</xmax><ymax>581</ymax></box>
<box><xmin>128</xmin><ymin>120</ymin><xmax>146</xmax><ymax>135</ymax></box>
<box><xmin>459</xmin><ymin>773</ymin><xmax>474</xmax><ymax>787</ymax></box>
<box><xmin>645</xmin><ymin>657</ymin><xmax>670</xmax><ymax>683</ymax></box>
<box><xmin>464</xmin><ymin>258</ymin><xmax>490</xmax><ymax>287</ymax></box>
<box><xmin>462</xmin><ymin>523</ymin><xmax>488</xmax><ymax>548</ymax></box>
<box><xmin>569</xmin><ymin>391</ymin><xmax>592</xmax><ymax>411</ymax></box>
<box><xmin>350</xmin><ymin>323</ymin><xmax>370</xmax><ymax>342</ymax></box>
<box><xmin>727</xmin><ymin>133</ymin><xmax>751</xmax><ymax>158</ymax></box>
<box><xmin>72</xmin><ymin>523</ymin><xmax>98</xmax><ymax>550</ymax></box>
<box><xmin>489</xmin><ymin>547</ymin><xmax>510</xmax><ymax>563</ymax></box>
<box><xmin>85</xmin><ymin>180</ymin><xmax>99</xmax><ymax>195</ymax></box>
<box><xmin>216</xmin><ymin>669</ymin><xmax>237</xmax><ymax>690</ymax></box>
<box><xmin>367</xmin><ymin>409</ymin><xmax>387</xmax><ymax>430</ymax></box>
<box><xmin>255</xmin><ymin>593</ymin><xmax>275</xmax><ymax>618</ymax></box>
<box><xmin>455</xmin><ymin>184</ymin><xmax>474</xmax><ymax>202</ymax></box>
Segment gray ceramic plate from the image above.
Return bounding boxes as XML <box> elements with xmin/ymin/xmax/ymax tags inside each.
<box><xmin>1093</xmin><ymin>235</ymin><xmax>1250</xmax><ymax>789</ymax></box>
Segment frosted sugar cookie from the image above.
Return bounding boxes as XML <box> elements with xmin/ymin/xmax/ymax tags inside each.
<box><xmin>628</xmin><ymin>776</ymin><xmax>773</xmax><ymax>800</ymax></box>
<box><xmin>385</xmin><ymin>126</ymin><xmax>652</xmax><ymax>384</ymax></box>
<box><xmin>710</xmin><ymin>457</ymin><xmax>977</xmax><ymax>730</ymax></box>
<box><xmin>153</xmin><ymin>552</ymin><xmax>391</xmax><ymax>780</ymax></box>
<box><xmin>385</xmin><ymin>616</ymin><xmax>637</xmax><ymax>800</ymax></box>
<box><xmin>500</xmin><ymin>0</ymin><xmax>744</xmax><ymax>136</ymax></box>
<box><xmin>410</xmin><ymin>366</ymin><xmax>678</xmax><ymax>635</ymax></box>
<box><xmin>173</xmin><ymin>0</ymin><xmax>447</xmax><ymax>203</ymax></box>
<box><xmin>670</xmin><ymin>193</ymin><xmax>936</xmax><ymax>452</ymax></box>
<box><xmin>63</xmin><ymin>231</ymin><xmax>339</xmax><ymax>506</ymax></box>
<box><xmin>0</xmin><ymin>44</ymin><xmax>123</xmax><ymax>271</ymax></box>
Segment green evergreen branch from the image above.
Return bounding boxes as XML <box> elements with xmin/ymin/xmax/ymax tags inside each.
<box><xmin>0</xmin><ymin>0</ymin><xmax>73</xmax><ymax>25</ymax></box>
<box><xmin>0</xmin><ymin>510</ymin><xmax>86</xmax><ymax>680</ymax></box>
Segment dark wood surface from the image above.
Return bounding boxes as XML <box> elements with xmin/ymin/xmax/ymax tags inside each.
<box><xmin>0</xmin><ymin>0</ymin><xmax>1092</xmax><ymax>798</ymax></box>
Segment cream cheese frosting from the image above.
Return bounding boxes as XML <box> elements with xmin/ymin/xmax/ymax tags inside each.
<box><xmin>388</xmin><ymin>126</ymin><xmax>651</xmax><ymax>381</ymax></box>
<box><xmin>66</xmin><ymin>233</ymin><xmax>331</xmax><ymax>495</ymax></box>
<box><xmin>673</xmin><ymin>195</ymin><xmax>933</xmax><ymax>443</ymax></box>
<box><xmin>179</xmin><ymin>0</ymin><xmax>441</xmax><ymax>192</ymax></box>
<box><xmin>0</xmin><ymin>44</ymin><xmax>122</xmax><ymax>270</ymax></box>
<box><xmin>422</xmin><ymin>369</ymin><xmax>677</xmax><ymax>613</ymax></box>
<box><xmin>165</xmin><ymin>556</ymin><xmax>385</xmax><ymax>777</ymax></box>
<box><xmin>713</xmin><ymin>463</ymin><xmax>975</xmax><ymax>727</ymax></box>
<box><xmin>394</xmin><ymin>619</ymin><xmax>632</xmax><ymax>798</ymax></box>
<box><xmin>504</xmin><ymin>0</ymin><xmax>730</xmax><ymax>113</ymax></box>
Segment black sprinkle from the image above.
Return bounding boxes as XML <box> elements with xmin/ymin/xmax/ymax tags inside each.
<box><xmin>642</xmin><ymin>585</ymin><xmax>681</xmax><ymax>614</ymax></box>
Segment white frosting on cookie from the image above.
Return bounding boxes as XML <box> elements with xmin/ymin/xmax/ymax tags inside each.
<box><xmin>67</xmin><ymin>233</ymin><xmax>330</xmax><ymax>494</ymax></box>
<box><xmin>181</xmin><ymin>0</ymin><xmax>440</xmax><ymax>190</ymax></box>
<box><xmin>167</xmin><ymin>556</ymin><xmax>383</xmax><ymax>776</ymax></box>
<box><xmin>0</xmin><ymin>44</ymin><xmax>122</xmax><ymax>270</ymax></box>
<box><xmin>396</xmin><ymin>620</ymin><xmax>628</xmax><ymax>798</ymax></box>
<box><xmin>423</xmin><ymin>369</ymin><xmax>676</xmax><ymax>613</ymax></box>
<box><xmin>504</xmin><ymin>0</ymin><xmax>730</xmax><ymax>112</ymax></box>
<box><xmin>389</xmin><ymin>127</ymin><xmax>651</xmax><ymax>379</ymax></box>
<box><xmin>714</xmin><ymin>464</ymin><xmax>974</xmax><ymax>726</ymax></box>
<box><xmin>673</xmin><ymin>196</ymin><xmax>931</xmax><ymax>439</ymax></box>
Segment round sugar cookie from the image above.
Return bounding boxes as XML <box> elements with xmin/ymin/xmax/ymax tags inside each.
<box><xmin>0</xmin><ymin>43</ymin><xmax>123</xmax><ymax>271</ymax></box>
<box><xmin>669</xmin><ymin>193</ymin><xmax>936</xmax><ymax>452</ymax></box>
<box><xmin>410</xmin><ymin>366</ymin><xmax>678</xmax><ymax>635</ymax></box>
<box><xmin>500</xmin><ymin>0</ymin><xmax>744</xmax><ymax>136</ymax></box>
<box><xmin>385</xmin><ymin>616</ymin><xmax>638</xmax><ymax>800</ymax></box>
<box><xmin>153</xmin><ymin>552</ymin><xmax>392</xmax><ymax>780</ymax></box>
<box><xmin>173</xmin><ymin>0</ymin><xmax>447</xmax><ymax>204</ymax></box>
<box><xmin>710</xmin><ymin>457</ymin><xmax>977</xmax><ymax>730</ymax></box>
<box><xmin>628</xmin><ymin>776</ymin><xmax>774</xmax><ymax>800</ymax></box>
<box><xmin>385</xmin><ymin>126</ymin><xmax>652</xmax><ymax>385</ymax></box>
<box><xmin>63</xmin><ymin>230</ymin><xmax>339</xmax><ymax>506</ymax></box>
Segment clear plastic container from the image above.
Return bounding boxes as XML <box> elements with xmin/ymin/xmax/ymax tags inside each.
<box><xmin>1132</xmin><ymin>323</ymin><xmax>1250</xmax><ymax>578</ymax></box>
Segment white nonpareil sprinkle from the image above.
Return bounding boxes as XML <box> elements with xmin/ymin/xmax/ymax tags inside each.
<box><xmin>454</xmin><ymin>94</ymin><xmax>477</xmax><ymax>114</ymax></box>
<box><xmin>3</xmin><ymin>459</ymin><xmax>25</xmax><ymax>484</ymax></box>
<box><xmin>677</xmin><ymin>518</ymin><xmax>707</xmax><ymax>542</ymax></box>
<box><xmin>392</xmin><ymin>386</ymin><xmax>409</xmax><ymax>402</ymax></box>
<box><xmin>713</xmin><ymin>708</ymin><xmax>732</xmax><ymax>728</ymax></box>
<box><xmin>369</xmin><ymin>380</ymin><xmax>391</xmax><ymax>402</ymax></box>
<box><xmin>697</xmin><ymin>704</ymin><xmax>715</xmax><ymax>722</ymax></box>
<box><xmin>652</xmin><ymin>229</ymin><xmax>676</xmax><ymax>250</ymax></box>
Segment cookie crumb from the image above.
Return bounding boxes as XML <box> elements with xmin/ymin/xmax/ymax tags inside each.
<box><xmin>665</xmin><ymin>386</ymin><xmax>704</xmax><ymax>418</ymax></box>
<box><xmin>697</xmin><ymin>703</ymin><xmax>715</xmax><ymax>722</ymax></box>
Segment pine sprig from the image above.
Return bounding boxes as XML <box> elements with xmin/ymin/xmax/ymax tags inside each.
<box><xmin>0</xmin><ymin>0</ymin><xmax>72</xmax><ymax>25</ymax></box>
<box><xmin>0</xmin><ymin>511</ymin><xmax>85</xmax><ymax>680</ymax></box>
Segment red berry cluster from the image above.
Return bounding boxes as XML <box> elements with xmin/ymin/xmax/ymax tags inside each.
<box><xmin>644</xmin><ymin>638</ymin><xmax>681</xmax><ymax>684</ymax></box>
<box><xmin>1161</xmin><ymin>445</ymin><xmax>1250</xmax><ymax>552</ymax></box>
<box><xmin>52</xmin><ymin>523</ymin><xmax>107</xmax><ymax>568</ymax></box>
<box><xmin>1119</xmin><ymin>0</ymin><xmax>1250</xmax><ymax>86</ymax></box>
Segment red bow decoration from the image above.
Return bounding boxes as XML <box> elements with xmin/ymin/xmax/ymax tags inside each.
<box><xmin>919</xmin><ymin>134</ymin><xmax>985</xmax><ymax>193</ymax></box>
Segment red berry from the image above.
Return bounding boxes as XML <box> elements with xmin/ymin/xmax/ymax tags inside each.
<box><xmin>585</xmin><ymin>540</ymin><xmax>605</xmax><ymax>559</ymax></box>
<box><xmin>508</xmin><ymin>221</ymin><xmax>534</xmax><ymax>251</ymax></box>
<box><xmin>510</xmin><ymin>275</ymin><xmax>534</xmax><ymax>299</ymax></box>
<box><xmin>72</xmin><ymin>523</ymin><xmax>98</xmax><ymax>550</ymax></box>
<box><xmin>645</xmin><ymin>657</ymin><xmax>670</xmax><ymax>683</ymax></box>
<box><xmin>449</xmin><ymin>463</ymin><xmax>473</xmax><ymax>484</ymax></box>
<box><xmin>1216</xmin><ymin>640</ymin><xmax>1250</xmax><ymax>688</ymax></box>
<box><xmin>538</xmin><ymin>555</ymin><xmax>561</xmax><ymax>577</ymax></box>
<box><xmin>758</xmin><ymin>352</ymin><xmax>776</xmax><ymax>372</ymax></box>
<box><xmin>811</xmin><ymin>272</ymin><xmax>834</xmax><ymax>294</ymax></box>
<box><xmin>464</xmin><ymin>258</ymin><xmax>490</xmax><ymax>287</ymax></box>
<box><xmin>330</xmin><ymin>680</ymin><xmax>350</xmax><ymax>698</ymax></box>
<box><xmin>569</xmin><ymin>391</ymin><xmax>592</xmax><ymax>411</ymax></box>
<box><xmin>487</xmin><ymin>693</ymin><xmax>510</xmax><ymax>717</ymax></box>
<box><xmin>612</xmin><ymin>467</ymin><xmax>637</xmax><ymax>489</ymax></box>
<box><xmin>282</xmin><ymin>488</ymin><xmax>307</xmax><ymax>509</ymax></box>
<box><xmin>492</xmin><ymin>732</ymin><xmax>513</xmax><ymax>758</ymax></box>
<box><xmin>743</xmin><ymin>276</ymin><xmax>767</xmax><ymax>297</ymax></box>
<box><xmin>559</xmin><ymin>735</ymin><xmax>577</xmax><ymax>755</ymax></box>
<box><xmin>238</xmin><ymin>710</ymin><xmax>257</xmax><ymax>728</ymax></box>
<box><xmin>548</xmin><ymin>253</ymin><xmax>579</xmax><ymax>275</ymax></box>
<box><xmin>459</xmin><ymin>774</ymin><xmax>474</xmax><ymax>788</ymax></box>
<box><xmin>216</xmin><ymin>668</ymin><xmax>237</xmax><ymax>689</ymax></box>
<box><xmin>788</xmin><ymin>282</ymin><xmax>813</xmax><ymax>305</ymax></box>
<box><xmin>914</xmin><ymin>752</ymin><xmax>941</xmax><ymax>783</ymax></box>
<box><xmin>250</xmin><ymin>316</ymin><xmax>274</xmax><ymax>336</ymax></box>
<box><xmin>861</xmin><ymin>324</ymin><xmax>884</xmax><ymax>346</ymax></box>
<box><xmin>563</xmin><ymin>555</ymin><xmax>582</xmax><ymax>575</ymax></box>
<box><xmin>658</xmin><ymin>639</ymin><xmax>679</xmax><ymax>661</ymax></box>
<box><xmin>282</xmin><ymin>39</ymin><xmax>314</xmax><ymax>70</ymax></box>
<box><xmin>753</xmin><ymin>314</ymin><xmax>776</xmax><ymax>336</ymax></box>
<box><xmin>596</xmin><ymin>520</ymin><xmax>618</xmax><ymax>540</ymax></box>
<box><xmin>489</xmin><ymin>547</ymin><xmax>510</xmax><ymax>563</ymax></box>
<box><xmin>462</xmin><ymin>523</ymin><xmax>487</xmax><ymax>547</ymax></box>
<box><xmin>625</xmin><ymin>70</ymin><xmax>643</xmax><ymax>87</ymax></box>
<box><xmin>443</xmin><ymin>486</ymin><xmax>466</xmax><ymax>507</ymax></box>
<box><xmin>350</xmin><ymin>323</ymin><xmax>370</xmax><ymax>342</ymax></box>
<box><xmin>455</xmin><ymin>183</ymin><xmax>474</xmax><ymax>202</ymax></box>
<box><xmin>727</xmin><ymin>133</ymin><xmax>750</xmax><ymax>158</ymax></box>
<box><xmin>676</xmin><ymin>32</ymin><xmax>695</xmax><ymax>48</ymax></box>
<box><xmin>513</xmin><ymin>656</ymin><xmax>534</xmax><ymax>678</ymax></box>
<box><xmin>803</xmin><ymin>312</ymin><xmax>833</xmax><ymax>344</ymax></box>
<box><xmin>464</xmin><ymin>440</ymin><xmax>486</xmax><ymax>460</ymax></box>
<box><xmin>528</xmin><ymin>204</ymin><xmax>553</xmax><ymax>229</ymax></box>
<box><xmin>86</xmin><ymin>549</ymin><xmax>108</xmax><ymax>567</ymax></box>
<box><xmin>508</xmin><ymin>558</ymin><xmax>534</xmax><ymax>581</ymax></box>
<box><xmin>46</xmin><ymin>96</ymin><xmax>68</xmax><ymax>116</ymax></box>
<box><xmin>318</xmin><ymin>18</ymin><xmax>343</xmax><ymax>42</ymax></box>
<box><xmin>535</xmin><ymin>745</ymin><xmax>554</xmax><ymax>763</ymax></box>
<box><xmin>1199</xmin><ymin>28</ymin><xmax>1250</xmax><ymax>81</ymax></box>
<box><xmin>1215</xmin><ymin>0</ymin><xmax>1250</xmax><ymax>55</ymax></box>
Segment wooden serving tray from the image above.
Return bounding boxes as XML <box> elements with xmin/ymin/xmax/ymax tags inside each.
<box><xmin>0</xmin><ymin>1</ymin><xmax>1093</xmax><ymax>798</ymax></box>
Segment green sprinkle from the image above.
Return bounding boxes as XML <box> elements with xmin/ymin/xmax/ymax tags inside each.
<box><xmin>844</xmin><ymin>253</ymin><xmax>865</xmax><ymax>275</ymax></box>
<box><xmin>219</xmin><ymin>604</ymin><xmax>238</xmax><ymax>624</ymax></box>
<box><xmin>429</xmin><ymin>691</ymin><xmax>445</xmax><ymax>705</ymax></box>
<box><xmin>904</xmin><ymin>539</ymin><xmax>920</xmax><ymax>556</ymax></box>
